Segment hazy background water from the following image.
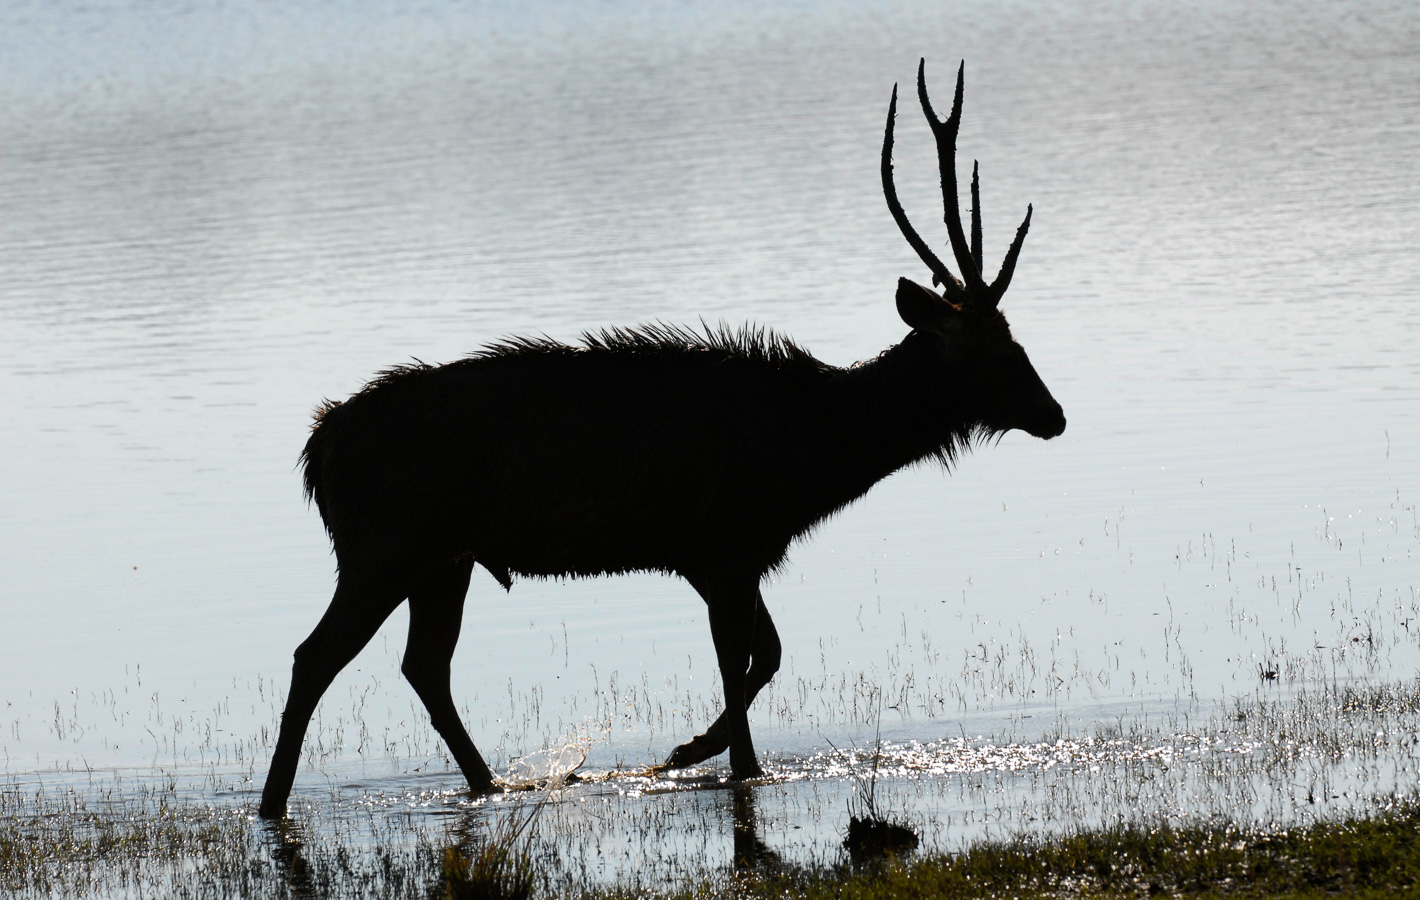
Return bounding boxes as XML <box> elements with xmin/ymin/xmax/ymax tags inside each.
<box><xmin>2</xmin><ymin>0</ymin><xmax>1419</xmax><ymax>869</ymax></box>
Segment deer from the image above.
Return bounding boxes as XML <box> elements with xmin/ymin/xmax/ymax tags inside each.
<box><xmin>257</xmin><ymin>59</ymin><xmax>1065</xmax><ymax>819</ymax></box>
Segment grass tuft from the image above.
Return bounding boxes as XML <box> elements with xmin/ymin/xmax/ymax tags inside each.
<box><xmin>839</xmin><ymin>703</ymin><xmax>920</xmax><ymax>866</ymax></box>
<box><xmin>843</xmin><ymin>815</ymin><xmax>919</xmax><ymax>865</ymax></box>
<box><xmin>441</xmin><ymin>796</ymin><xmax>545</xmax><ymax>900</ymax></box>
<box><xmin>441</xmin><ymin>843</ymin><xmax>535</xmax><ymax>900</ymax></box>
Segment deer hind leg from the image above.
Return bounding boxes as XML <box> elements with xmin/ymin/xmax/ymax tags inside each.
<box><xmin>259</xmin><ymin>572</ymin><xmax>405</xmax><ymax>819</ymax></box>
<box><xmin>661</xmin><ymin>591</ymin><xmax>780</xmax><ymax>771</ymax></box>
<box><xmin>401</xmin><ymin>556</ymin><xmax>496</xmax><ymax>792</ymax></box>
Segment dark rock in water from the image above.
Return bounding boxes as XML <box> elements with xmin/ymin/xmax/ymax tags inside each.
<box><xmin>844</xmin><ymin>815</ymin><xmax>919</xmax><ymax>863</ymax></box>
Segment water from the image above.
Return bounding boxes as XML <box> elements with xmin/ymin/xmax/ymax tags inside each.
<box><xmin>2</xmin><ymin>0</ymin><xmax>1419</xmax><ymax>888</ymax></box>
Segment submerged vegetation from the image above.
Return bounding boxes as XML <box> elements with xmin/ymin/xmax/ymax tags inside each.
<box><xmin>3</xmin><ymin>677</ymin><xmax>1420</xmax><ymax>897</ymax></box>
<box><xmin>4</xmin><ymin>779</ymin><xmax>1418</xmax><ymax>898</ymax></box>
<box><xmin>0</xmin><ymin>779</ymin><xmax>440</xmax><ymax>897</ymax></box>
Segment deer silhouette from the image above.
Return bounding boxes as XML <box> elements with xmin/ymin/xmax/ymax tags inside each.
<box><xmin>258</xmin><ymin>60</ymin><xmax>1065</xmax><ymax>818</ymax></box>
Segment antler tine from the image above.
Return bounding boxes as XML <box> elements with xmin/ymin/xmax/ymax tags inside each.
<box><xmin>987</xmin><ymin>203</ymin><xmax>1032</xmax><ymax>308</ymax></box>
<box><xmin>917</xmin><ymin>59</ymin><xmax>986</xmax><ymax>295</ymax></box>
<box><xmin>882</xmin><ymin>82</ymin><xmax>965</xmax><ymax>299</ymax></box>
<box><xmin>970</xmin><ymin>160</ymin><xmax>983</xmax><ymax>275</ymax></box>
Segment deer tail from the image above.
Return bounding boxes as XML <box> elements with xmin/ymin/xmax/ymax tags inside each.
<box><xmin>299</xmin><ymin>399</ymin><xmax>344</xmax><ymax>521</ymax></box>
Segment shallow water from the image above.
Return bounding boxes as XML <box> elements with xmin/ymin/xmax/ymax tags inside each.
<box><xmin>2</xmin><ymin>0</ymin><xmax>1419</xmax><ymax>887</ymax></box>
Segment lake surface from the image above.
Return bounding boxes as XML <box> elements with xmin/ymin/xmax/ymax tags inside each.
<box><xmin>2</xmin><ymin>0</ymin><xmax>1418</xmax><ymax>887</ymax></box>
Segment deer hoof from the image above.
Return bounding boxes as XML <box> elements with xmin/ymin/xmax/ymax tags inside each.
<box><xmin>730</xmin><ymin>757</ymin><xmax>766</xmax><ymax>780</ymax></box>
<box><xmin>662</xmin><ymin>726</ymin><xmax>730</xmax><ymax>769</ymax></box>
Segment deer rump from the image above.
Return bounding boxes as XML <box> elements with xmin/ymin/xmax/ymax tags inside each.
<box><xmin>303</xmin><ymin>325</ymin><xmax>956</xmax><ymax>589</ymax></box>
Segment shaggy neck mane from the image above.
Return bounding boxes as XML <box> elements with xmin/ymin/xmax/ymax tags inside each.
<box><xmin>828</xmin><ymin>337</ymin><xmax>989</xmax><ymax>490</ymax></box>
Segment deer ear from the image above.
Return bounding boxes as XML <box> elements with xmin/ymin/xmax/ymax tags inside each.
<box><xmin>895</xmin><ymin>277</ymin><xmax>952</xmax><ymax>331</ymax></box>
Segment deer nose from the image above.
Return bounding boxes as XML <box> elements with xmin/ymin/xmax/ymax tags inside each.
<box><xmin>1031</xmin><ymin>403</ymin><xmax>1066</xmax><ymax>440</ymax></box>
<box><xmin>1047</xmin><ymin>405</ymin><xmax>1066</xmax><ymax>438</ymax></box>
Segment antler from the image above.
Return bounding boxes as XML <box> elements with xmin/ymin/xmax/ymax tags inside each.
<box><xmin>881</xmin><ymin>59</ymin><xmax>1033</xmax><ymax>311</ymax></box>
<box><xmin>881</xmin><ymin>83</ymin><xmax>967</xmax><ymax>302</ymax></box>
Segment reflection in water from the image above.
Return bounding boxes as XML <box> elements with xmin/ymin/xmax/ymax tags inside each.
<box><xmin>731</xmin><ymin>783</ymin><xmax>782</xmax><ymax>872</ymax></box>
<box><xmin>265</xmin><ymin>817</ymin><xmax>319</xmax><ymax>900</ymax></box>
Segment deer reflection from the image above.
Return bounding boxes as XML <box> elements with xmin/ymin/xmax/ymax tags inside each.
<box><xmin>731</xmin><ymin>783</ymin><xmax>782</xmax><ymax>871</ymax></box>
<box><xmin>261</xmin><ymin>816</ymin><xmax>318</xmax><ymax>899</ymax></box>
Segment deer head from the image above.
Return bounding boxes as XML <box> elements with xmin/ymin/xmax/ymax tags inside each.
<box><xmin>883</xmin><ymin>59</ymin><xmax>1065</xmax><ymax>441</ymax></box>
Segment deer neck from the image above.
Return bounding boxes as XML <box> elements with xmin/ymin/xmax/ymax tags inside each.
<box><xmin>825</xmin><ymin>338</ymin><xmax>978</xmax><ymax>486</ymax></box>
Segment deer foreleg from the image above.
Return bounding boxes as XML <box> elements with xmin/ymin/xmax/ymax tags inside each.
<box><xmin>660</xmin><ymin>595</ymin><xmax>780</xmax><ymax>770</ymax></box>
<box><xmin>663</xmin><ymin>579</ymin><xmax>773</xmax><ymax>776</ymax></box>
